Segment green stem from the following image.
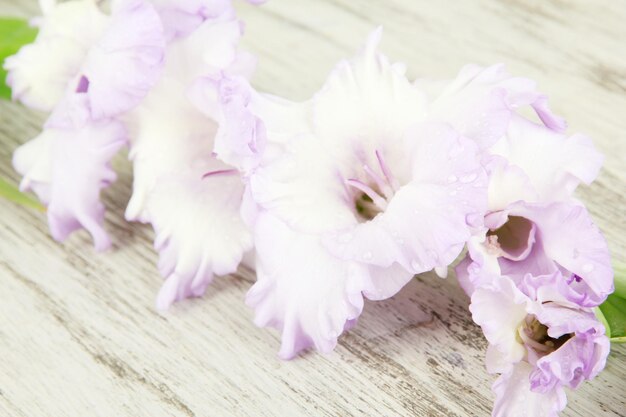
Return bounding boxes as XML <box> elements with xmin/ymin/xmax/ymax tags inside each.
<box><xmin>0</xmin><ymin>177</ymin><xmax>45</xmax><ymax>211</ymax></box>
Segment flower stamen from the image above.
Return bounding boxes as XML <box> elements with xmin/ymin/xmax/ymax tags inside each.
<box><xmin>346</xmin><ymin>178</ymin><xmax>388</xmax><ymax>211</ymax></box>
<box><xmin>517</xmin><ymin>315</ymin><xmax>573</xmax><ymax>356</ymax></box>
<box><xmin>363</xmin><ymin>164</ymin><xmax>393</xmax><ymax>199</ymax></box>
<box><xmin>376</xmin><ymin>149</ymin><xmax>400</xmax><ymax>191</ymax></box>
<box><xmin>202</xmin><ymin>169</ymin><xmax>239</xmax><ymax>179</ymax></box>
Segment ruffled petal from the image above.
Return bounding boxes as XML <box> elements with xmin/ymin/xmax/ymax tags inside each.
<box><xmin>125</xmin><ymin>63</ymin><xmax>252</xmax><ymax>308</ymax></box>
<box><xmin>150</xmin><ymin>0</ymin><xmax>235</xmax><ymax>40</ymax></box>
<box><xmin>520</xmin><ymin>271</ymin><xmax>585</xmax><ymax>307</ymax></box>
<box><xmin>14</xmin><ymin>116</ymin><xmax>126</xmax><ymax>251</ymax></box>
<box><xmin>4</xmin><ymin>0</ymin><xmax>109</xmax><ymax>111</ymax></box>
<box><xmin>469</xmin><ymin>276</ymin><xmax>528</xmax><ymax>367</ymax></box>
<box><xmin>152</xmin><ymin>172</ymin><xmax>253</xmax><ymax>310</ymax></box>
<box><xmin>492</xmin><ymin>362</ymin><xmax>567</xmax><ymax>417</ymax></box>
<box><xmin>312</xmin><ymin>28</ymin><xmax>427</xmax><ymax>159</ymax></box>
<box><xmin>12</xmin><ymin>129</ymin><xmax>53</xmax><ymax>204</ymax></box>
<box><xmin>194</xmin><ymin>75</ymin><xmax>304</xmax><ymax>173</ymax></box>
<box><xmin>79</xmin><ymin>0</ymin><xmax>165</xmax><ymax>119</ymax></box>
<box><xmin>490</xmin><ymin>115</ymin><xmax>603</xmax><ymax>203</ymax></box>
<box><xmin>420</xmin><ymin>64</ymin><xmax>512</xmax><ymax>149</ymax></box>
<box><xmin>247</xmin><ymin>212</ymin><xmax>371</xmax><ymax>359</ymax></box>
<box><xmin>497</xmin><ymin>239</ymin><xmax>558</xmax><ymax>289</ymax></box>
<box><xmin>207</xmin><ymin>76</ymin><xmax>267</xmax><ymax>171</ymax></box>
<box><xmin>35</xmin><ymin>0</ymin><xmax>106</xmax><ymax>39</ymax></box>
<box><xmin>126</xmin><ymin>13</ymin><xmax>248</xmax><ymax>222</ymax></box>
<box><xmin>165</xmin><ymin>17</ymin><xmax>245</xmax><ymax>85</ymax></box>
<box><xmin>510</xmin><ymin>202</ymin><xmax>613</xmax><ymax>306</ymax></box>
<box><xmin>528</xmin><ymin>303</ymin><xmax>610</xmax><ymax>391</ymax></box>
<box><xmin>419</xmin><ymin>63</ymin><xmax>567</xmax><ymax>151</ymax></box>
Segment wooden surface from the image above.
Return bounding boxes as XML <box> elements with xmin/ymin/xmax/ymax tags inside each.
<box><xmin>1</xmin><ymin>1</ymin><xmax>625</xmax><ymax>416</ymax></box>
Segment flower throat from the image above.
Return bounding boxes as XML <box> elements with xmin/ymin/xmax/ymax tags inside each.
<box><xmin>346</xmin><ymin>150</ymin><xmax>399</xmax><ymax>222</ymax></box>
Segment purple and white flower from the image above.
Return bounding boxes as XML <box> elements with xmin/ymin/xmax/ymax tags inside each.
<box><xmin>471</xmin><ymin>274</ymin><xmax>610</xmax><ymax>417</ymax></box>
<box><xmin>7</xmin><ymin>0</ymin><xmax>259</xmax><ymax>307</ymax></box>
<box><xmin>220</xmin><ymin>29</ymin><xmax>491</xmax><ymax>358</ymax></box>
<box><xmin>447</xmin><ymin>65</ymin><xmax>613</xmax><ymax>307</ymax></box>
<box><xmin>8</xmin><ymin>0</ymin><xmax>166</xmax><ymax>250</ymax></box>
<box><xmin>441</xmin><ymin>64</ymin><xmax>614</xmax><ymax>416</ymax></box>
<box><xmin>124</xmin><ymin>2</ymin><xmax>256</xmax><ymax>308</ymax></box>
<box><xmin>458</xmin><ymin>201</ymin><xmax>613</xmax><ymax>308</ymax></box>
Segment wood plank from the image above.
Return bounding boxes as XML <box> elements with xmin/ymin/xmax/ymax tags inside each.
<box><xmin>0</xmin><ymin>1</ymin><xmax>624</xmax><ymax>416</ymax></box>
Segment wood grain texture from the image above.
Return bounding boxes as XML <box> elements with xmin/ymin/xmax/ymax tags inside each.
<box><xmin>0</xmin><ymin>1</ymin><xmax>625</xmax><ymax>416</ymax></box>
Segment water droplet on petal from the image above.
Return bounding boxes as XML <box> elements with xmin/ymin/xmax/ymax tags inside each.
<box><xmin>466</xmin><ymin>213</ymin><xmax>482</xmax><ymax>226</ymax></box>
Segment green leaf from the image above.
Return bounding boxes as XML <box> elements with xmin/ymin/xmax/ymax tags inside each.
<box><xmin>599</xmin><ymin>293</ymin><xmax>626</xmax><ymax>343</ymax></box>
<box><xmin>0</xmin><ymin>17</ymin><xmax>38</xmax><ymax>100</ymax></box>
<box><xmin>597</xmin><ymin>261</ymin><xmax>626</xmax><ymax>343</ymax></box>
<box><xmin>0</xmin><ymin>177</ymin><xmax>44</xmax><ymax>211</ymax></box>
<box><xmin>613</xmin><ymin>260</ymin><xmax>626</xmax><ymax>299</ymax></box>
<box><xmin>595</xmin><ymin>307</ymin><xmax>611</xmax><ymax>339</ymax></box>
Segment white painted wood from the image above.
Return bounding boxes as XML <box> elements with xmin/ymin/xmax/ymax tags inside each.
<box><xmin>0</xmin><ymin>1</ymin><xmax>624</xmax><ymax>416</ymax></box>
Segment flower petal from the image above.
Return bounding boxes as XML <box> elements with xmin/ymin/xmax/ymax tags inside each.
<box><xmin>486</xmin><ymin>155</ymin><xmax>538</xmax><ymax>211</ymax></box>
<box><xmin>194</xmin><ymin>75</ymin><xmax>267</xmax><ymax>173</ymax></box>
<box><xmin>420</xmin><ymin>64</ymin><xmax>512</xmax><ymax>149</ymax></box>
<box><xmin>247</xmin><ymin>212</ymin><xmax>370</xmax><ymax>359</ymax></box>
<box><xmin>470</xmin><ymin>275</ymin><xmax>528</xmax><ymax>367</ymax></box>
<box><xmin>312</xmin><ymin>28</ymin><xmax>427</xmax><ymax>159</ymax></box>
<box><xmin>455</xmin><ymin>235</ymin><xmax>502</xmax><ymax>297</ymax></box>
<box><xmin>490</xmin><ymin>115</ymin><xmax>603</xmax><ymax>203</ymax></box>
<box><xmin>124</xmin><ymin>77</ymin><xmax>217</xmax><ymax>221</ymax></box>
<box><xmin>80</xmin><ymin>0</ymin><xmax>165</xmax><ymax>118</ymax></box>
<box><xmin>151</xmin><ymin>172</ymin><xmax>253</xmax><ymax>310</ymax></box>
<box><xmin>150</xmin><ymin>0</ymin><xmax>235</xmax><ymax>40</ymax></box>
<box><xmin>530</xmin><ymin>304</ymin><xmax>610</xmax><ymax>391</ymax></box>
<box><xmin>325</xmin><ymin>123</ymin><xmax>487</xmax><ymax>284</ymax></box>
<box><xmin>249</xmin><ymin>137</ymin><xmax>357</xmax><ymax>233</ymax></box>
<box><xmin>492</xmin><ymin>362</ymin><xmax>567</xmax><ymax>417</ymax></box>
<box><xmin>419</xmin><ymin>63</ymin><xmax>567</xmax><ymax>151</ymax></box>
<box><xmin>4</xmin><ymin>0</ymin><xmax>109</xmax><ymax>111</ymax></box>
<box><xmin>510</xmin><ymin>202</ymin><xmax>613</xmax><ymax>306</ymax></box>
<box><xmin>14</xmin><ymin>117</ymin><xmax>126</xmax><ymax>251</ymax></box>
<box><xmin>124</xmin><ymin>62</ymin><xmax>252</xmax><ymax>308</ymax></box>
